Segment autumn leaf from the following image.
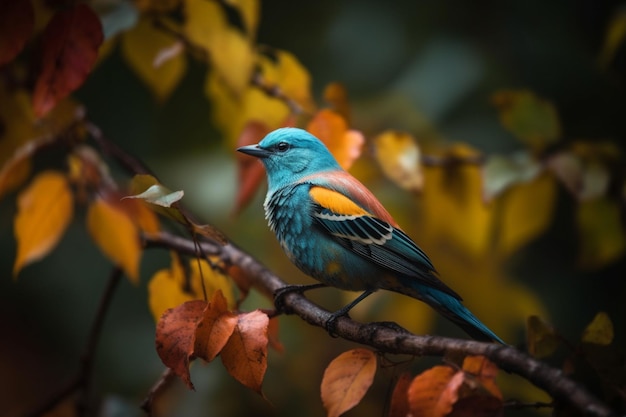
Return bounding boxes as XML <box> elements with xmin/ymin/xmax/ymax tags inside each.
<box><xmin>32</xmin><ymin>4</ymin><xmax>103</xmax><ymax>117</ymax></box>
<box><xmin>185</xmin><ymin>0</ymin><xmax>255</xmax><ymax>94</ymax></box>
<box><xmin>491</xmin><ymin>90</ymin><xmax>561</xmax><ymax>152</ymax></box>
<box><xmin>267</xmin><ymin>317</ymin><xmax>284</xmax><ymax>353</ymax></box>
<box><xmin>496</xmin><ymin>173</ymin><xmax>556</xmax><ymax>258</ymax></box>
<box><xmin>373</xmin><ymin>130</ymin><xmax>423</xmax><ymax>192</ymax></box>
<box><xmin>482</xmin><ymin>152</ymin><xmax>542</xmax><ymax>201</ymax></box>
<box><xmin>0</xmin><ymin>0</ymin><xmax>34</xmax><ymax>66</ymax></box>
<box><xmin>461</xmin><ymin>356</ymin><xmax>502</xmax><ymax>400</ymax></box>
<box><xmin>194</xmin><ymin>290</ymin><xmax>238</xmax><ymax>362</ymax></box>
<box><xmin>387</xmin><ymin>372</ymin><xmax>411</xmax><ymax>417</ymax></box>
<box><xmin>321</xmin><ymin>348</ymin><xmax>377</xmax><ymax>417</ymax></box>
<box><xmin>121</xmin><ymin>17</ymin><xmax>186</xmax><ymax>101</ymax></box>
<box><xmin>148</xmin><ymin>252</ymin><xmax>191</xmax><ymax>321</ymax></box>
<box><xmin>86</xmin><ymin>197</ymin><xmax>141</xmax><ymax>283</ymax></box>
<box><xmin>13</xmin><ymin>171</ymin><xmax>73</xmax><ymax>277</ymax></box>
<box><xmin>407</xmin><ymin>366</ymin><xmax>464</xmax><ymax>417</ymax></box>
<box><xmin>148</xmin><ymin>255</ymin><xmax>236</xmax><ymax>322</ymax></box>
<box><xmin>323</xmin><ymin>82</ymin><xmax>351</xmax><ymax>123</ymax></box>
<box><xmin>220</xmin><ymin>310</ymin><xmax>269</xmax><ymax>394</ymax></box>
<box><xmin>155</xmin><ymin>299</ymin><xmax>208</xmax><ymax>389</ymax></box>
<box><xmin>527</xmin><ymin>315</ymin><xmax>559</xmax><ymax>358</ymax></box>
<box><xmin>126</xmin><ymin>174</ymin><xmax>186</xmax><ymax>223</ymax></box>
<box><xmin>224</xmin><ymin>0</ymin><xmax>260</xmax><ymax>37</ymax></box>
<box><xmin>307</xmin><ymin>109</ymin><xmax>364</xmax><ymax>170</ymax></box>
<box><xmin>260</xmin><ymin>49</ymin><xmax>315</xmax><ymax>113</ymax></box>
<box><xmin>577</xmin><ymin>197</ymin><xmax>626</xmax><ymax>268</ymax></box>
<box><xmin>598</xmin><ymin>7</ymin><xmax>626</xmax><ymax>68</ymax></box>
<box><xmin>420</xmin><ymin>143</ymin><xmax>492</xmax><ymax>258</ymax></box>
<box><xmin>234</xmin><ymin>120</ymin><xmax>270</xmax><ymax>214</ymax></box>
<box><xmin>581</xmin><ymin>312</ymin><xmax>614</xmax><ymax>345</ymax></box>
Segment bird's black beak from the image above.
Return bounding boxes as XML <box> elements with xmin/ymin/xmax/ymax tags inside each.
<box><xmin>237</xmin><ymin>144</ymin><xmax>271</xmax><ymax>159</ymax></box>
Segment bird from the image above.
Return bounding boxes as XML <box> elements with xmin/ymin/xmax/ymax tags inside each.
<box><xmin>238</xmin><ymin>127</ymin><xmax>504</xmax><ymax>343</ymax></box>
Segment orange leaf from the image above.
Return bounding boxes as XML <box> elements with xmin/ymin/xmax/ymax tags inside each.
<box><xmin>407</xmin><ymin>366</ymin><xmax>464</xmax><ymax>417</ymax></box>
<box><xmin>0</xmin><ymin>0</ymin><xmax>34</xmax><ymax>66</ymax></box>
<box><xmin>234</xmin><ymin>120</ymin><xmax>270</xmax><ymax>214</ymax></box>
<box><xmin>323</xmin><ymin>82</ymin><xmax>350</xmax><ymax>123</ymax></box>
<box><xmin>0</xmin><ymin>147</ymin><xmax>31</xmax><ymax>201</ymax></box>
<box><xmin>32</xmin><ymin>4</ymin><xmax>103</xmax><ymax>117</ymax></box>
<box><xmin>321</xmin><ymin>348</ymin><xmax>377</xmax><ymax>417</ymax></box>
<box><xmin>307</xmin><ymin>109</ymin><xmax>364</xmax><ymax>170</ymax></box>
<box><xmin>220</xmin><ymin>309</ymin><xmax>269</xmax><ymax>393</ymax></box>
<box><xmin>155</xmin><ymin>299</ymin><xmax>208</xmax><ymax>389</ymax></box>
<box><xmin>194</xmin><ymin>290</ymin><xmax>238</xmax><ymax>362</ymax></box>
<box><xmin>462</xmin><ymin>356</ymin><xmax>502</xmax><ymax>400</ymax></box>
<box><xmin>13</xmin><ymin>171</ymin><xmax>73</xmax><ymax>277</ymax></box>
<box><xmin>86</xmin><ymin>197</ymin><xmax>141</xmax><ymax>283</ymax></box>
<box><xmin>387</xmin><ymin>372</ymin><xmax>412</xmax><ymax>417</ymax></box>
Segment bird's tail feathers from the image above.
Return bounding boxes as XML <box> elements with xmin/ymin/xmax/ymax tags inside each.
<box><xmin>420</xmin><ymin>286</ymin><xmax>505</xmax><ymax>344</ymax></box>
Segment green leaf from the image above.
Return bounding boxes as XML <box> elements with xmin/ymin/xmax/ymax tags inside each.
<box><xmin>126</xmin><ymin>184</ymin><xmax>184</xmax><ymax>207</ymax></box>
<box><xmin>491</xmin><ymin>90</ymin><xmax>561</xmax><ymax>151</ymax></box>
<box><xmin>582</xmin><ymin>312</ymin><xmax>614</xmax><ymax>345</ymax></box>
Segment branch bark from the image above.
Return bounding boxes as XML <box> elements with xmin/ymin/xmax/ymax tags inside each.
<box><xmin>144</xmin><ymin>231</ymin><xmax>617</xmax><ymax>417</ymax></box>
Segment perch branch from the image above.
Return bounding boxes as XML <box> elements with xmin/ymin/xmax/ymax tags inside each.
<box><xmin>144</xmin><ymin>231</ymin><xmax>617</xmax><ymax>417</ymax></box>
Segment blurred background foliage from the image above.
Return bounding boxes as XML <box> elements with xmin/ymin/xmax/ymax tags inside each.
<box><xmin>1</xmin><ymin>0</ymin><xmax>625</xmax><ymax>416</ymax></box>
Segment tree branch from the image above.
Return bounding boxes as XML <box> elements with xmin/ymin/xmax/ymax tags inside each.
<box><xmin>144</xmin><ymin>231</ymin><xmax>617</xmax><ymax>417</ymax></box>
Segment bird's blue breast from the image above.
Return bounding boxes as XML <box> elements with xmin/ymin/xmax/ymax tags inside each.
<box><xmin>264</xmin><ymin>184</ymin><xmax>377</xmax><ymax>290</ymax></box>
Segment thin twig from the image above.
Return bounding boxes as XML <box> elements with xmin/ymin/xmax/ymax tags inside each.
<box><xmin>21</xmin><ymin>267</ymin><xmax>123</xmax><ymax>417</ymax></box>
<box><xmin>141</xmin><ymin>368</ymin><xmax>177</xmax><ymax>416</ymax></box>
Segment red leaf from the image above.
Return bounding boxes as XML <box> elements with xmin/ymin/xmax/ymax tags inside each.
<box><xmin>194</xmin><ymin>290</ymin><xmax>238</xmax><ymax>363</ymax></box>
<box><xmin>155</xmin><ymin>300</ymin><xmax>208</xmax><ymax>389</ymax></box>
<box><xmin>32</xmin><ymin>4</ymin><xmax>103</xmax><ymax>117</ymax></box>
<box><xmin>233</xmin><ymin>120</ymin><xmax>270</xmax><ymax>215</ymax></box>
<box><xmin>387</xmin><ymin>372</ymin><xmax>412</xmax><ymax>417</ymax></box>
<box><xmin>0</xmin><ymin>0</ymin><xmax>34</xmax><ymax>66</ymax></box>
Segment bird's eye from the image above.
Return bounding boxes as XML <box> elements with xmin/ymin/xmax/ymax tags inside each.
<box><xmin>276</xmin><ymin>142</ymin><xmax>290</xmax><ymax>152</ymax></box>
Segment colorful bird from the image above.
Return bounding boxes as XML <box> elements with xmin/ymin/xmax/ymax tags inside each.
<box><xmin>238</xmin><ymin>127</ymin><xmax>504</xmax><ymax>343</ymax></box>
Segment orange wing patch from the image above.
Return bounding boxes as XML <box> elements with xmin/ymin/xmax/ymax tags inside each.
<box><xmin>309</xmin><ymin>186</ymin><xmax>369</xmax><ymax>216</ymax></box>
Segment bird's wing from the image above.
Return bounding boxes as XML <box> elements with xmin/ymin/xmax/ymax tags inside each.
<box><xmin>304</xmin><ymin>176</ymin><xmax>461</xmax><ymax>299</ymax></box>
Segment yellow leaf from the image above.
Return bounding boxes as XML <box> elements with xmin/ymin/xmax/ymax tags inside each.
<box><xmin>577</xmin><ymin>197</ymin><xmax>626</xmax><ymax>268</ymax></box>
<box><xmin>13</xmin><ymin>171</ymin><xmax>73</xmax><ymax>277</ymax></box>
<box><xmin>148</xmin><ymin>254</ymin><xmax>236</xmax><ymax>322</ymax></box>
<box><xmin>420</xmin><ymin>143</ymin><xmax>492</xmax><ymax>258</ymax></box>
<box><xmin>148</xmin><ymin>252</ymin><xmax>191</xmax><ymax>322</ymax></box>
<box><xmin>121</xmin><ymin>17</ymin><xmax>186</xmax><ymax>101</ymax></box>
<box><xmin>598</xmin><ymin>8</ymin><xmax>626</xmax><ymax>68</ymax></box>
<box><xmin>321</xmin><ymin>349</ymin><xmax>377</xmax><ymax>417</ymax></box>
<box><xmin>260</xmin><ymin>49</ymin><xmax>315</xmax><ymax>113</ymax></box>
<box><xmin>491</xmin><ymin>90</ymin><xmax>561</xmax><ymax>151</ymax></box>
<box><xmin>189</xmin><ymin>257</ymin><xmax>236</xmax><ymax>307</ymax></box>
<box><xmin>581</xmin><ymin>312</ymin><xmax>614</xmax><ymax>345</ymax></box>
<box><xmin>185</xmin><ymin>0</ymin><xmax>255</xmax><ymax>94</ymax></box>
<box><xmin>87</xmin><ymin>197</ymin><xmax>141</xmax><ymax>283</ymax></box>
<box><xmin>373</xmin><ymin>130</ymin><xmax>423</xmax><ymax>192</ymax></box>
<box><xmin>206</xmin><ymin>71</ymin><xmax>289</xmax><ymax>144</ymax></box>
<box><xmin>223</xmin><ymin>0</ymin><xmax>260</xmax><ymax>36</ymax></box>
<box><xmin>497</xmin><ymin>173</ymin><xmax>556</xmax><ymax>257</ymax></box>
<box><xmin>526</xmin><ymin>315</ymin><xmax>559</xmax><ymax>358</ymax></box>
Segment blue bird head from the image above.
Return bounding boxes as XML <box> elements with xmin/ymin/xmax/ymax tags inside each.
<box><xmin>237</xmin><ymin>128</ymin><xmax>342</xmax><ymax>191</ymax></box>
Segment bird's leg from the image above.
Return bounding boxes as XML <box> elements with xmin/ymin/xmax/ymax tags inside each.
<box><xmin>325</xmin><ymin>290</ymin><xmax>374</xmax><ymax>335</ymax></box>
<box><xmin>273</xmin><ymin>283</ymin><xmax>327</xmax><ymax>314</ymax></box>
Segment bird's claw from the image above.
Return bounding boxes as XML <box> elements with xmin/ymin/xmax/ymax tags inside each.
<box><xmin>273</xmin><ymin>283</ymin><xmax>327</xmax><ymax>314</ymax></box>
